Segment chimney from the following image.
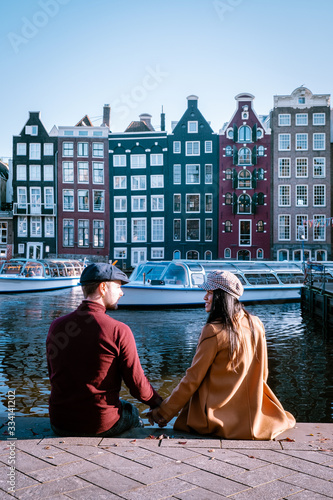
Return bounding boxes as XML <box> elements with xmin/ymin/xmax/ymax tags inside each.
<box><xmin>139</xmin><ymin>113</ymin><xmax>154</xmax><ymax>131</ymax></box>
<box><xmin>102</xmin><ymin>104</ymin><xmax>111</xmax><ymax>129</ymax></box>
<box><xmin>186</xmin><ymin>95</ymin><xmax>199</xmax><ymax>109</ymax></box>
<box><xmin>160</xmin><ymin>106</ymin><xmax>165</xmax><ymax>131</ymax></box>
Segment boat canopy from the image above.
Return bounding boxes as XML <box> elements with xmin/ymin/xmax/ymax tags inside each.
<box><xmin>0</xmin><ymin>259</ymin><xmax>84</xmax><ymax>278</ymax></box>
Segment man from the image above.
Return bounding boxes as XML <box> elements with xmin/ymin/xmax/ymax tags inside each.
<box><xmin>46</xmin><ymin>262</ymin><xmax>162</xmax><ymax>436</ymax></box>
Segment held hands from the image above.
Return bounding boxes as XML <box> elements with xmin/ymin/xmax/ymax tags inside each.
<box><xmin>147</xmin><ymin>407</ymin><xmax>168</xmax><ymax>427</ymax></box>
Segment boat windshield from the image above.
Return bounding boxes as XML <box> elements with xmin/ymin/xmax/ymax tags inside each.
<box><xmin>131</xmin><ymin>263</ymin><xmax>170</xmax><ymax>282</ymax></box>
<box><xmin>163</xmin><ymin>263</ymin><xmax>189</xmax><ymax>286</ymax></box>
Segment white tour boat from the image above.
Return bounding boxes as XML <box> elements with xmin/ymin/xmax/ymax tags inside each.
<box><xmin>119</xmin><ymin>260</ymin><xmax>333</xmax><ymax>308</ymax></box>
<box><xmin>0</xmin><ymin>259</ymin><xmax>85</xmax><ymax>293</ymax></box>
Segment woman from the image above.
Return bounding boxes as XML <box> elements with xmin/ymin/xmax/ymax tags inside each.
<box><xmin>149</xmin><ymin>270</ymin><xmax>295</xmax><ymax>440</ymax></box>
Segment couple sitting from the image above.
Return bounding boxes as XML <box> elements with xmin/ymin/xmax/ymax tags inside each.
<box><xmin>46</xmin><ymin>263</ymin><xmax>295</xmax><ymax>440</ymax></box>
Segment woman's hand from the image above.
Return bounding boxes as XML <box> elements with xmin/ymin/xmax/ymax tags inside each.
<box><xmin>147</xmin><ymin>408</ymin><xmax>167</xmax><ymax>427</ymax></box>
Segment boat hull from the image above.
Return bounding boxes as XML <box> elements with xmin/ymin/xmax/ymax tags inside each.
<box><xmin>0</xmin><ymin>276</ymin><xmax>80</xmax><ymax>293</ymax></box>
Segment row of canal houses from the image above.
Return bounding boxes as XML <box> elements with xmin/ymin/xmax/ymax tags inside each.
<box><xmin>6</xmin><ymin>86</ymin><xmax>331</xmax><ymax>269</ymax></box>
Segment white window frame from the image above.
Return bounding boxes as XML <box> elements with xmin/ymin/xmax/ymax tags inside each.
<box><xmin>44</xmin><ymin>187</ymin><xmax>54</xmax><ymax>209</ymax></box>
<box><xmin>63</xmin><ymin>189</ymin><xmax>74</xmax><ymax>211</ymax></box>
<box><xmin>185</xmin><ymin>141</ymin><xmax>200</xmax><ymax>156</ymax></box>
<box><xmin>18</xmin><ymin>216</ymin><xmax>27</xmax><ymax>237</ymax></box>
<box><xmin>114</xmin><ymin>247</ymin><xmax>127</xmax><ymax>259</ymax></box>
<box><xmin>62</xmin><ymin>142</ymin><xmax>74</xmax><ymax>157</ymax></box>
<box><xmin>78</xmin><ymin>189</ymin><xmax>89</xmax><ymax>212</ymax></box>
<box><xmin>173</xmin><ymin>141</ymin><xmax>181</xmax><ymax>154</ymax></box>
<box><xmin>186</xmin><ymin>219</ymin><xmax>200</xmax><ymax>241</ymax></box>
<box><xmin>150</xmin><ymin>174</ymin><xmax>164</xmax><ymax>188</ymax></box>
<box><xmin>224</xmin><ymin>248</ymin><xmax>231</xmax><ymax>258</ymax></box>
<box><xmin>114</xmin><ymin>196</ymin><xmax>127</xmax><ymax>212</ymax></box>
<box><xmin>78</xmin><ymin>219</ymin><xmax>89</xmax><ymax>247</ymax></box>
<box><xmin>17</xmin><ymin>143</ymin><xmax>27</xmax><ymax>155</ymax></box>
<box><xmin>29</xmin><ymin>164</ymin><xmax>41</xmax><ymax>181</ymax></box>
<box><xmin>278</xmin><ymin>134</ymin><xmax>291</xmax><ymax>151</ymax></box>
<box><xmin>114</xmin><ymin>176</ymin><xmax>127</xmax><ymax>189</ymax></box>
<box><xmin>313</xmin><ymin>185</ymin><xmax>326</xmax><ymax>206</ymax></box>
<box><xmin>313</xmin><ymin>215</ymin><xmax>326</xmax><ymax>241</ymax></box>
<box><xmin>77</xmin><ymin>162</ymin><xmax>89</xmax><ymax>183</ymax></box>
<box><xmin>16</xmin><ymin>164</ymin><xmax>26</xmax><ymax>181</ymax></box>
<box><xmin>278</xmin><ymin>158</ymin><xmax>291</xmax><ymax>178</ymax></box>
<box><xmin>173</xmin><ymin>219</ymin><xmax>181</xmax><ymax>241</ymax></box>
<box><xmin>92</xmin><ymin>162</ymin><xmax>104</xmax><ymax>184</ymax></box>
<box><xmin>151</xmin><ymin>247</ymin><xmax>164</xmax><ymax>259</ymax></box>
<box><xmin>131</xmin><ymin>195</ymin><xmax>147</xmax><ymax>212</ymax></box>
<box><xmin>130</xmin><ymin>154</ymin><xmax>146</xmax><ymax>168</ymax></box>
<box><xmin>44</xmin><ymin>165</ymin><xmax>53</xmax><ymax>181</ymax></box>
<box><xmin>295</xmin><ymin>157</ymin><xmax>308</xmax><ymax>178</ymax></box>
<box><xmin>205</xmin><ymin>164</ymin><xmax>213</xmax><ymax>184</ymax></box>
<box><xmin>131</xmin><ymin>175</ymin><xmax>146</xmax><ymax>190</ymax></box>
<box><xmin>77</xmin><ymin>142</ymin><xmax>88</xmax><ymax>157</ymax></box>
<box><xmin>173</xmin><ymin>164</ymin><xmax>181</xmax><ymax>184</ymax></box>
<box><xmin>277</xmin><ymin>249</ymin><xmax>289</xmax><ymax>261</ymax></box>
<box><xmin>313</xmin><ymin>157</ymin><xmax>325</xmax><ymax>178</ymax></box>
<box><xmin>239</xmin><ymin>219</ymin><xmax>252</xmax><ymax>246</ymax></box>
<box><xmin>114</xmin><ymin>218</ymin><xmax>127</xmax><ymax>243</ymax></box>
<box><xmin>278</xmin><ymin>114</ymin><xmax>291</xmax><ymax>126</ymax></box>
<box><xmin>296</xmin><ymin>215</ymin><xmax>308</xmax><ymax>241</ymax></box>
<box><xmin>188</xmin><ymin>121</ymin><xmax>198</xmax><ymax>133</ymax></box>
<box><xmin>18</xmin><ymin>243</ymin><xmax>25</xmax><ymax>253</ymax></box>
<box><xmin>30</xmin><ymin>216</ymin><xmax>42</xmax><ymax>237</ymax></box>
<box><xmin>205</xmin><ymin>219</ymin><xmax>213</xmax><ymax>242</ymax></box>
<box><xmin>313</xmin><ymin>133</ymin><xmax>325</xmax><ymax>150</ymax></box>
<box><xmin>131</xmin><ymin>247</ymin><xmax>147</xmax><ymax>267</ymax></box>
<box><xmin>296</xmin><ymin>185</ymin><xmax>308</xmax><ymax>207</ymax></box>
<box><xmin>186</xmin><ymin>164</ymin><xmax>200</xmax><ymax>184</ymax></box>
<box><xmin>44</xmin><ymin>143</ymin><xmax>54</xmax><ymax>156</ymax></box>
<box><xmin>186</xmin><ymin>193</ymin><xmax>200</xmax><ymax>213</ymax></box>
<box><xmin>113</xmin><ymin>155</ymin><xmax>127</xmax><ymax>167</ymax></box>
<box><xmin>29</xmin><ymin>143</ymin><xmax>41</xmax><ymax>160</ymax></box>
<box><xmin>30</xmin><ymin>187</ymin><xmax>41</xmax><ymax>213</ymax></box>
<box><xmin>92</xmin><ymin>142</ymin><xmax>104</xmax><ymax>158</ymax></box>
<box><xmin>205</xmin><ymin>141</ymin><xmax>212</xmax><ymax>153</ymax></box>
<box><xmin>63</xmin><ymin>219</ymin><xmax>74</xmax><ymax>247</ymax></box>
<box><xmin>150</xmin><ymin>153</ymin><xmax>163</xmax><ymax>166</ymax></box>
<box><xmin>295</xmin><ymin>133</ymin><xmax>308</xmax><ymax>151</ymax></box>
<box><xmin>131</xmin><ymin>218</ymin><xmax>147</xmax><ymax>243</ymax></box>
<box><xmin>62</xmin><ymin>161</ymin><xmax>74</xmax><ymax>183</ymax></box>
<box><xmin>278</xmin><ymin>214</ymin><xmax>291</xmax><ymax>241</ymax></box>
<box><xmin>151</xmin><ymin>195</ymin><xmax>164</xmax><ymax>211</ymax></box>
<box><xmin>93</xmin><ymin>190</ymin><xmax>105</xmax><ymax>212</ymax></box>
<box><xmin>151</xmin><ymin>217</ymin><xmax>164</xmax><ymax>242</ymax></box>
<box><xmin>278</xmin><ymin>185</ymin><xmax>291</xmax><ymax>207</ymax></box>
<box><xmin>173</xmin><ymin>194</ymin><xmax>181</xmax><ymax>213</ymax></box>
<box><xmin>44</xmin><ymin>217</ymin><xmax>54</xmax><ymax>237</ymax></box>
<box><xmin>93</xmin><ymin>220</ymin><xmax>105</xmax><ymax>248</ymax></box>
<box><xmin>205</xmin><ymin>193</ymin><xmax>213</xmax><ymax>213</ymax></box>
<box><xmin>313</xmin><ymin>113</ymin><xmax>325</xmax><ymax>125</ymax></box>
<box><xmin>295</xmin><ymin>113</ymin><xmax>308</xmax><ymax>126</ymax></box>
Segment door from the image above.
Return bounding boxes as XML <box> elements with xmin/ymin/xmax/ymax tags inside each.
<box><xmin>131</xmin><ymin>248</ymin><xmax>147</xmax><ymax>267</ymax></box>
<box><xmin>27</xmin><ymin>243</ymin><xmax>43</xmax><ymax>259</ymax></box>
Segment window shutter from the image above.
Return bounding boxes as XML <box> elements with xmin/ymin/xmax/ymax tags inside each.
<box><xmin>252</xmin><ymin>193</ymin><xmax>257</xmax><ymax>215</ymax></box>
<box><xmin>252</xmin><ymin>146</ymin><xmax>257</xmax><ymax>165</ymax></box>
<box><xmin>232</xmin><ymin>168</ymin><xmax>238</xmax><ymax>189</ymax></box>
<box><xmin>258</xmin><ymin>192</ymin><xmax>265</xmax><ymax>205</ymax></box>
<box><xmin>232</xmin><ymin>193</ymin><xmax>238</xmax><ymax>214</ymax></box>
<box><xmin>252</xmin><ymin>168</ymin><xmax>257</xmax><ymax>189</ymax></box>
<box><xmin>233</xmin><ymin>124</ymin><xmax>238</xmax><ymax>142</ymax></box>
<box><xmin>233</xmin><ymin>146</ymin><xmax>238</xmax><ymax>165</ymax></box>
<box><xmin>252</xmin><ymin>123</ymin><xmax>257</xmax><ymax>142</ymax></box>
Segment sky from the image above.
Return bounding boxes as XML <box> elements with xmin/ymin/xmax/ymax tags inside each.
<box><xmin>1</xmin><ymin>0</ymin><xmax>333</xmax><ymax>160</ymax></box>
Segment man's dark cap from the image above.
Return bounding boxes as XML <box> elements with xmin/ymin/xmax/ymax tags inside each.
<box><xmin>80</xmin><ymin>263</ymin><xmax>130</xmax><ymax>285</ymax></box>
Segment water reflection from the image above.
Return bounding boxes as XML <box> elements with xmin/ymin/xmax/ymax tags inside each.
<box><xmin>0</xmin><ymin>289</ymin><xmax>332</xmax><ymax>424</ymax></box>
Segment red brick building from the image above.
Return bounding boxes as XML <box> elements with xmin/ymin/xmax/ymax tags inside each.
<box><xmin>219</xmin><ymin>93</ymin><xmax>271</xmax><ymax>260</ymax></box>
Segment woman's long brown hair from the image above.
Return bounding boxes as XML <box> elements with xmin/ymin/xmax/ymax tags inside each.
<box><xmin>206</xmin><ymin>289</ymin><xmax>256</xmax><ymax>370</ymax></box>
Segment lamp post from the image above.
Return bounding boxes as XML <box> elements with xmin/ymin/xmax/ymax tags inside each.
<box><xmin>298</xmin><ymin>226</ymin><xmax>306</xmax><ymax>272</ymax></box>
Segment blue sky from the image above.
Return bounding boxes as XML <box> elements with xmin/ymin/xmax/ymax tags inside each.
<box><xmin>1</xmin><ymin>0</ymin><xmax>332</xmax><ymax>160</ymax></box>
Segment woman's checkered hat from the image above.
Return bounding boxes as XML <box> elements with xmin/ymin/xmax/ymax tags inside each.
<box><xmin>200</xmin><ymin>270</ymin><xmax>244</xmax><ymax>299</ymax></box>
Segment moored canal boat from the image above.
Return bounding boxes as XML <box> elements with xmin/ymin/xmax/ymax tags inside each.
<box><xmin>0</xmin><ymin>259</ymin><xmax>85</xmax><ymax>293</ymax></box>
<box><xmin>119</xmin><ymin>260</ymin><xmax>331</xmax><ymax>308</ymax></box>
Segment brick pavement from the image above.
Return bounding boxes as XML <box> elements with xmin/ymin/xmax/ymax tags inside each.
<box><xmin>0</xmin><ymin>419</ymin><xmax>332</xmax><ymax>499</ymax></box>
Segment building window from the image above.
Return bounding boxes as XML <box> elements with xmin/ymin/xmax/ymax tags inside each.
<box><xmin>225</xmin><ymin>192</ymin><xmax>232</xmax><ymax>205</ymax></box>
<box><xmin>296</xmin><ymin>185</ymin><xmax>308</xmax><ymax>207</ymax></box>
<box><xmin>114</xmin><ymin>176</ymin><xmax>127</xmax><ymax>189</ymax></box>
<box><xmin>31</xmin><ymin>216</ymin><xmax>42</xmax><ymax>237</ymax></box>
<box><xmin>257</xmin><ymin>220</ymin><xmax>264</xmax><ymax>232</ymax></box>
<box><xmin>113</xmin><ymin>155</ymin><xmax>126</xmax><ymax>167</ymax></box>
<box><xmin>277</xmin><ymin>249</ymin><xmax>289</xmax><ymax>261</ymax></box>
<box><xmin>63</xmin><ymin>189</ymin><xmax>74</xmax><ymax>211</ymax></box>
<box><xmin>78</xmin><ymin>162</ymin><xmax>89</xmax><ymax>183</ymax></box>
<box><xmin>296</xmin><ymin>133</ymin><xmax>308</xmax><ymax>150</ymax></box>
<box><xmin>296</xmin><ymin>158</ymin><xmax>308</xmax><ymax>178</ymax></box>
<box><xmin>186</xmin><ymin>250</ymin><xmax>199</xmax><ymax>260</ymax></box>
<box><xmin>63</xmin><ymin>219</ymin><xmax>74</xmax><ymax>247</ymax></box>
<box><xmin>239</xmin><ymin>220</ymin><xmax>251</xmax><ymax>245</ymax></box>
<box><xmin>205</xmin><ymin>194</ymin><xmax>212</xmax><ymax>212</ymax></box>
<box><xmin>186</xmin><ymin>219</ymin><xmax>200</xmax><ymax>241</ymax></box>
<box><xmin>313</xmin><ymin>185</ymin><xmax>325</xmax><ymax>206</ymax></box>
<box><xmin>186</xmin><ymin>164</ymin><xmax>200</xmax><ymax>184</ymax></box>
<box><xmin>224</xmin><ymin>248</ymin><xmax>231</xmax><ymax>258</ymax></box>
<box><xmin>150</xmin><ymin>154</ymin><xmax>163</xmax><ymax>166</ymax></box>
<box><xmin>173</xmin><ymin>194</ymin><xmax>181</xmax><ymax>212</ymax></box>
<box><xmin>238</xmin><ymin>126</ymin><xmax>251</xmax><ymax>142</ymax></box>
<box><xmin>238</xmin><ymin>169</ymin><xmax>251</xmax><ymax>188</ymax></box>
<box><xmin>238</xmin><ymin>194</ymin><xmax>251</xmax><ymax>213</ymax></box>
<box><xmin>173</xmin><ymin>141</ymin><xmax>181</xmax><ymax>153</ymax></box>
<box><xmin>225</xmin><ymin>145</ymin><xmax>232</xmax><ymax>157</ymax></box>
<box><xmin>17</xmin><ymin>143</ymin><xmax>27</xmax><ymax>155</ymax></box>
<box><xmin>316</xmin><ymin>250</ymin><xmax>327</xmax><ymax>261</ymax></box>
<box><xmin>114</xmin><ymin>196</ymin><xmax>127</xmax><ymax>212</ymax></box>
<box><xmin>173</xmin><ymin>219</ymin><xmax>181</xmax><ymax>241</ymax></box>
<box><xmin>313</xmin><ymin>133</ymin><xmax>325</xmax><ymax>150</ymax></box>
<box><xmin>278</xmin><ymin>114</ymin><xmax>291</xmax><ymax>126</ymax></box>
<box><xmin>205</xmin><ymin>164</ymin><xmax>212</xmax><ymax>184</ymax></box>
<box><xmin>43</xmin><ymin>143</ymin><xmax>54</xmax><ymax>156</ymax></box>
<box><xmin>17</xmin><ymin>165</ymin><xmax>26</xmax><ymax>181</ymax></box>
<box><xmin>29</xmin><ymin>164</ymin><xmax>41</xmax><ymax>181</ymax></box>
<box><xmin>29</xmin><ymin>143</ymin><xmax>41</xmax><ymax>160</ymax></box>
<box><xmin>92</xmin><ymin>143</ymin><xmax>104</xmax><ymax>157</ymax></box>
<box><xmin>278</xmin><ymin>134</ymin><xmax>291</xmax><ymax>150</ymax></box>
<box><xmin>78</xmin><ymin>190</ymin><xmax>89</xmax><ymax>211</ymax></box>
<box><xmin>18</xmin><ymin>216</ymin><xmax>27</xmax><ymax>236</ymax></box>
<box><xmin>278</xmin><ymin>158</ymin><xmax>290</xmax><ymax>178</ymax></box>
<box><xmin>204</xmin><ymin>250</ymin><xmax>212</xmax><ymax>260</ymax></box>
<box><xmin>25</xmin><ymin>125</ymin><xmax>38</xmax><ymax>135</ymax></box>
<box><xmin>151</xmin><ymin>175</ymin><xmax>164</xmax><ymax>188</ymax></box>
<box><xmin>205</xmin><ymin>219</ymin><xmax>212</xmax><ymax>241</ymax></box>
<box><xmin>78</xmin><ymin>142</ymin><xmax>88</xmax><ymax>157</ymax></box>
<box><xmin>78</xmin><ymin>219</ymin><xmax>89</xmax><ymax>246</ymax></box>
<box><xmin>45</xmin><ymin>217</ymin><xmax>54</xmax><ymax>237</ymax></box>
<box><xmin>0</xmin><ymin>222</ymin><xmax>7</xmax><ymax>243</ymax></box>
<box><xmin>296</xmin><ymin>114</ymin><xmax>308</xmax><ymax>126</ymax></box>
<box><xmin>257</xmin><ymin>168</ymin><xmax>265</xmax><ymax>181</ymax></box>
<box><xmin>130</xmin><ymin>154</ymin><xmax>146</xmax><ymax>168</ymax></box>
<box><xmin>313</xmin><ymin>158</ymin><xmax>325</xmax><ymax>177</ymax></box>
<box><xmin>173</xmin><ymin>164</ymin><xmax>181</xmax><ymax>184</ymax></box>
<box><xmin>313</xmin><ymin>113</ymin><xmax>325</xmax><ymax>125</ymax></box>
<box><xmin>114</xmin><ymin>248</ymin><xmax>127</xmax><ymax>259</ymax></box>
<box><xmin>44</xmin><ymin>165</ymin><xmax>53</xmax><ymax>181</ymax></box>
<box><xmin>93</xmin><ymin>220</ymin><xmax>104</xmax><ymax>247</ymax></box>
<box><xmin>225</xmin><ymin>220</ymin><xmax>232</xmax><ymax>232</ymax></box>
<box><xmin>151</xmin><ymin>195</ymin><xmax>164</xmax><ymax>211</ymax></box>
<box><xmin>205</xmin><ymin>141</ymin><xmax>212</xmax><ymax>153</ymax></box>
<box><xmin>131</xmin><ymin>195</ymin><xmax>146</xmax><ymax>212</ymax></box>
<box><xmin>298</xmin><ymin>97</ymin><xmax>305</xmax><ymax>104</ymax></box>
<box><xmin>257</xmin><ymin>248</ymin><xmax>264</xmax><ymax>259</ymax></box>
<box><xmin>296</xmin><ymin>215</ymin><xmax>308</xmax><ymax>240</ymax></box>
<box><xmin>186</xmin><ymin>141</ymin><xmax>200</xmax><ymax>155</ymax></box>
<box><xmin>313</xmin><ymin>215</ymin><xmax>325</xmax><ymax>241</ymax></box>
<box><xmin>131</xmin><ymin>175</ymin><xmax>145</xmax><ymax>190</ymax></box>
<box><xmin>238</xmin><ymin>147</ymin><xmax>251</xmax><ymax>165</ymax></box>
<box><xmin>93</xmin><ymin>190</ymin><xmax>105</xmax><ymax>212</ymax></box>
<box><xmin>114</xmin><ymin>219</ymin><xmax>127</xmax><ymax>242</ymax></box>
<box><xmin>278</xmin><ymin>215</ymin><xmax>290</xmax><ymax>240</ymax></box>
<box><xmin>188</xmin><ymin>121</ymin><xmax>198</xmax><ymax>133</ymax></box>
<box><xmin>31</xmin><ymin>188</ymin><xmax>41</xmax><ymax>215</ymax></box>
<box><xmin>17</xmin><ymin>187</ymin><xmax>27</xmax><ymax>209</ymax></box>
<box><xmin>225</xmin><ymin>169</ymin><xmax>232</xmax><ymax>180</ymax></box>
<box><xmin>62</xmin><ymin>142</ymin><xmax>73</xmax><ymax>157</ymax></box>
<box><xmin>257</xmin><ymin>146</ymin><xmax>265</xmax><ymax>156</ymax></box>
<box><xmin>132</xmin><ymin>218</ymin><xmax>146</xmax><ymax>242</ymax></box>
<box><xmin>93</xmin><ymin>162</ymin><xmax>104</xmax><ymax>184</ymax></box>
<box><xmin>186</xmin><ymin>194</ymin><xmax>200</xmax><ymax>213</ymax></box>
<box><xmin>44</xmin><ymin>187</ymin><xmax>54</xmax><ymax>209</ymax></box>
<box><xmin>278</xmin><ymin>185</ymin><xmax>291</xmax><ymax>206</ymax></box>
<box><xmin>151</xmin><ymin>248</ymin><xmax>164</xmax><ymax>259</ymax></box>
<box><xmin>62</xmin><ymin>162</ymin><xmax>74</xmax><ymax>182</ymax></box>
<box><xmin>152</xmin><ymin>218</ymin><xmax>164</xmax><ymax>241</ymax></box>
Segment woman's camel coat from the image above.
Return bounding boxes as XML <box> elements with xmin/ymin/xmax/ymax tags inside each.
<box><xmin>158</xmin><ymin>312</ymin><xmax>295</xmax><ymax>440</ymax></box>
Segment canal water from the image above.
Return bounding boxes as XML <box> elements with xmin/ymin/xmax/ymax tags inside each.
<box><xmin>0</xmin><ymin>286</ymin><xmax>332</xmax><ymax>427</ymax></box>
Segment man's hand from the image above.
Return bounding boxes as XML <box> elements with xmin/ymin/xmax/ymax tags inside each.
<box><xmin>147</xmin><ymin>408</ymin><xmax>167</xmax><ymax>427</ymax></box>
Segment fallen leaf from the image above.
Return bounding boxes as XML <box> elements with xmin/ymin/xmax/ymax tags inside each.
<box><xmin>178</xmin><ymin>441</ymin><xmax>187</xmax><ymax>445</ymax></box>
<box><xmin>307</xmin><ymin>434</ymin><xmax>314</xmax><ymax>436</ymax></box>
<box><xmin>46</xmin><ymin>456</ymin><xmax>54</xmax><ymax>459</ymax></box>
<box><xmin>248</xmin><ymin>455</ymin><xmax>256</xmax><ymax>459</ymax></box>
<box><xmin>44</xmin><ymin>446</ymin><xmax>50</xmax><ymax>450</ymax></box>
<box><xmin>130</xmin><ymin>440</ymin><xmax>136</xmax><ymax>443</ymax></box>
<box><xmin>279</xmin><ymin>437</ymin><xmax>295</xmax><ymax>442</ymax></box>
<box><xmin>146</xmin><ymin>435</ymin><xmax>158</xmax><ymax>439</ymax></box>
